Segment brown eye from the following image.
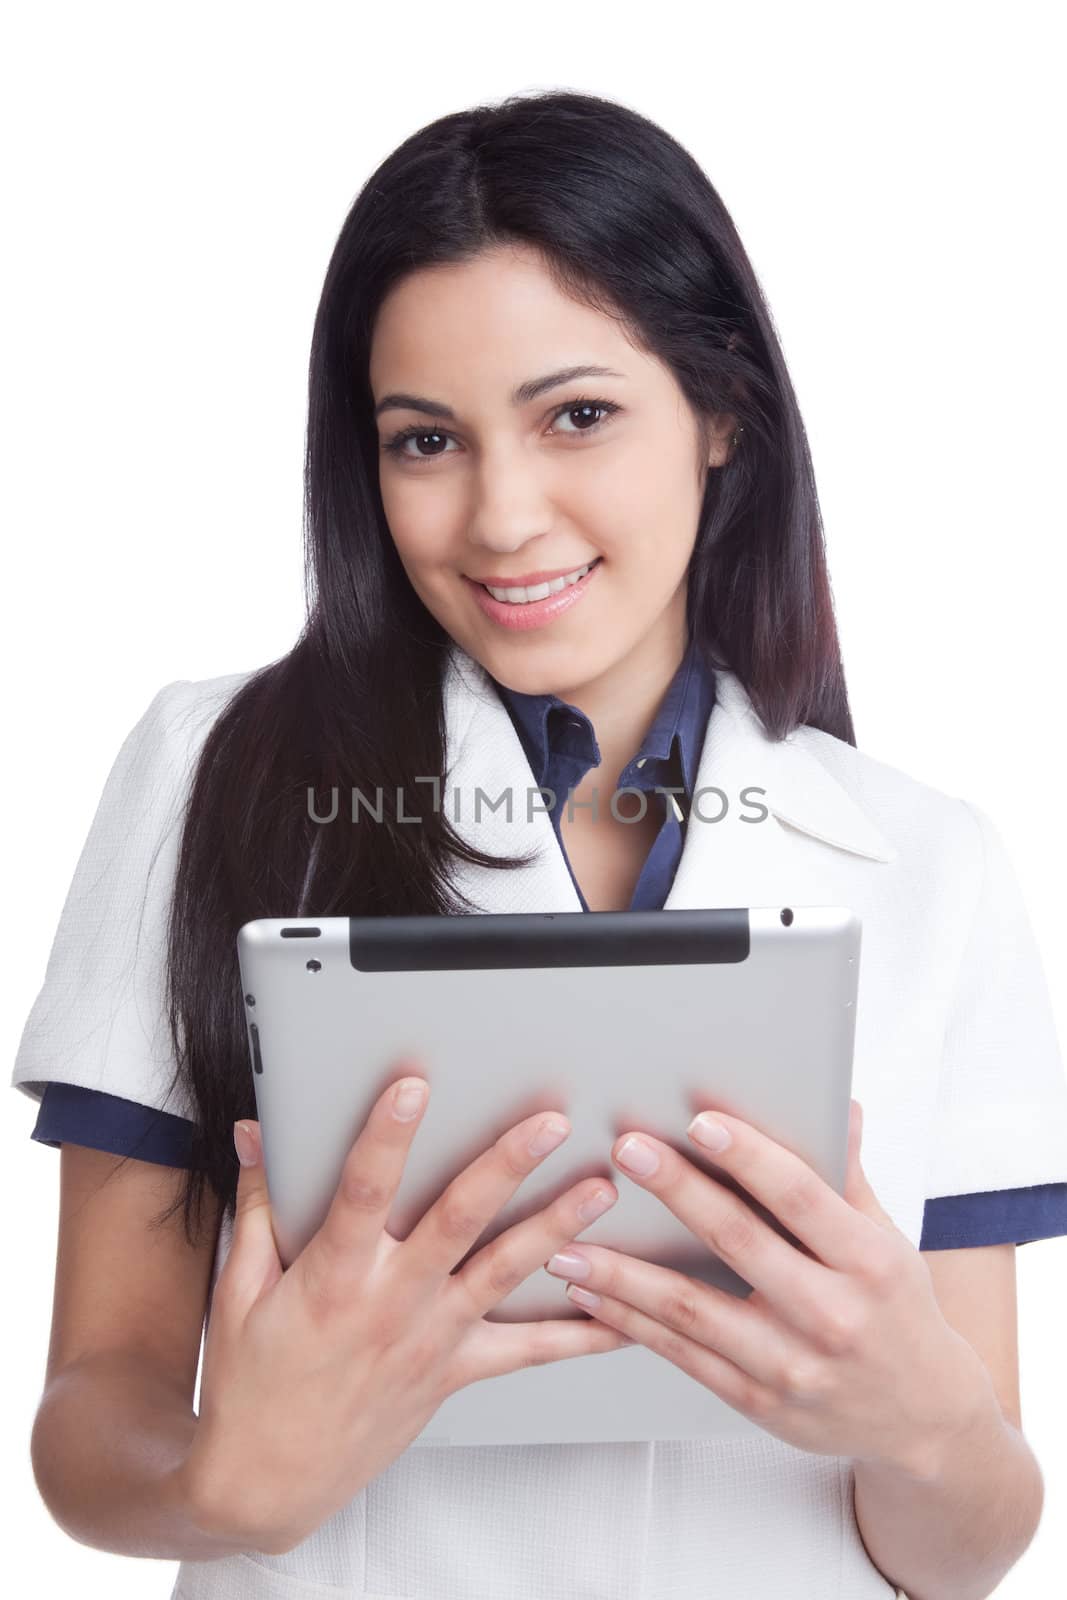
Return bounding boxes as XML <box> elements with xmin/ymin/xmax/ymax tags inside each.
<box><xmin>551</xmin><ymin>399</ymin><xmax>620</xmax><ymax>435</ymax></box>
<box><xmin>380</xmin><ymin>395</ymin><xmax>621</xmax><ymax>467</ymax></box>
<box><xmin>554</xmin><ymin>403</ymin><xmax>610</xmax><ymax>433</ymax></box>
<box><xmin>382</xmin><ymin>428</ymin><xmax>456</xmax><ymax>461</ymax></box>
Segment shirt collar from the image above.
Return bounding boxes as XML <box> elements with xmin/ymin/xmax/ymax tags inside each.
<box><xmin>443</xmin><ymin>640</ymin><xmax>898</xmax><ymax>864</ymax></box>
<box><xmin>488</xmin><ymin>631</ymin><xmax>716</xmax><ymax>796</ymax></box>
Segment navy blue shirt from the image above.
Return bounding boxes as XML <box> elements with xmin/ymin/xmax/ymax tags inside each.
<box><xmin>497</xmin><ymin>628</ymin><xmax>716</xmax><ymax>913</ymax></box>
<box><xmin>32</xmin><ymin>634</ymin><xmax>1067</xmax><ymax>1250</ymax></box>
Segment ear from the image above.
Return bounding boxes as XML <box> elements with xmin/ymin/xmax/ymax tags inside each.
<box><xmin>705</xmin><ymin>410</ymin><xmax>739</xmax><ymax>469</ymax></box>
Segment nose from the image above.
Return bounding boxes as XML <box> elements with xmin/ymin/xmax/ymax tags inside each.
<box><xmin>463</xmin><ymin>441</ymin><xmax>557</xmax><ymax>557</ymax></box>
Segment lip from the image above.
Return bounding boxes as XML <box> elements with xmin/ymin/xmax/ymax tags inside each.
<box><xmin>464</xmin><ymin>558</ymin><xmax>602</xmax><ymax>633</ymax></box>
<box><xmin>465</xmin><ymin>561</ymin><xmax>600</xmax><ymax>588</ymax></box>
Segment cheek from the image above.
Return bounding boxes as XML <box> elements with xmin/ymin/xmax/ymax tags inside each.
<box><xmin>381</xmin><ymin>487</ymin><xmax>460</xmax><ymax>575</ymax></box>
<box><xmin>584</xmin><ymin>435</ymin><xmax>688</xmax><ymax>522</ymax></box>
<box><xmin>580</xmin><ymin>450</ymin><xmax>699</xmax><ymax>578</ymax></box>
<box><xmin>573</xmin><ymin>451</ymin><xmax>643</xmax><ymax>528</ymax></box>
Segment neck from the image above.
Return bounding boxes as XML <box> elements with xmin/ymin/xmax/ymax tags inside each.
<box><xmin>555</xmin><ymin>611</ymin><xmax>690</xmax><ymax>786</ymax></box>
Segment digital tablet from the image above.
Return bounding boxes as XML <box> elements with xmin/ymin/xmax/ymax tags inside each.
<box><xmin>235</xmin><ymin>906</ymin><xmax>860</xmax><ymax>1446</ymax></box>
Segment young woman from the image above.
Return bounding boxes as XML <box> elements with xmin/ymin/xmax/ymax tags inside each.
<box><xmin>14</xmin><ymin>89</ymin><xmax>1067</xmax><ymax>1600</ymax></box>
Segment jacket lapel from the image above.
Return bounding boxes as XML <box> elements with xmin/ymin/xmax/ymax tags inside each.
<box><xmin>665</xmin><ymin>669</ymin><xmax>897</xmax><ymax>910</ymax></box>
<box><xmin>440</xmin><ymin>644</ymin><xmax>582</xmax><ymax>914</ymax></box>
<box><xmin>439</xmin><ymin>643</ymin><xmax>897</xmax><ymax>916</ymax></box>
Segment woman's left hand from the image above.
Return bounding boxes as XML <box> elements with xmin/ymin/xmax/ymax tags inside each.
<box><xmin>544</xmin><ymin>1100</ymin><xmax>998</xmax><ymax>1478</ymax></box>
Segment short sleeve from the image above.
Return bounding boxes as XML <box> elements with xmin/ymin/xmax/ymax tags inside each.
<box><xmin>925</xmin><ymin>798</ymin><xmax>1067</xmax><ymax>1198</ymax></box>
<box><xmin>920</xmin><ymin>1184</ymin><xmax>1067</xmax><ymax>1249</ymax></box>
<box><xmin>32</xmin><ymin>1081</ymin><xmax>197</xmax><ymax>1167</ymax></box>
<box><xmin>10</xmin><ymin>678</ymin><xmax>238</xmax><ymax>1125</ymax></box>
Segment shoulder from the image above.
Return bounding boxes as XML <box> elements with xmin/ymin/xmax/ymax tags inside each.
<box><xmin>143</xmin><ymin>666</ymin><xmax>261</xmax><ymax>737</ymax></box>
<box><xmin>97</xmin><ymin>668</ymin><xmax>264</xmax><ymax>839</ymax></box>
<box><xmin>131</xmin><ymin>667</ymin><xmax>262</xmax><ymax>767</ymax></box>
<box><xmin>717</xmin><ymin>666</ymin><xmax>982</xmax><ymax>870</ymax></box>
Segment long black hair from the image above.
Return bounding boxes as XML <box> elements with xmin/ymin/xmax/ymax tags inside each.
<box><xmin>152</xmin><ymin>87</ymin><xmax>855</xmax><ymax>1245</ymax></box>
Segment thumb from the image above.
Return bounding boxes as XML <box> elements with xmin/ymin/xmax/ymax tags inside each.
<box><xmin>222</xmin><ymin>1119</ymin><xmax>283</xmax><ymax>1316</ymax></box>
<box><xmin>842</xmin><ymin>1099</ymin><xmax>896</xmax><ymax>1230</ymax></box>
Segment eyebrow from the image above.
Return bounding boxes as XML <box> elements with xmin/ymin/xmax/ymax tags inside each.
<box><xmin>373</xmin><ymin>364</ymin><xmax>628</xmax><ymax>422</ymax></box>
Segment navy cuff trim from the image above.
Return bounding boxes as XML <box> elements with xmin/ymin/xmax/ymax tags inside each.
<box><xmin>31</xmin><ymin>1081</ymin><xmax>196</xmax><ymax>1169</ymax></box>
<box><xmin>920</xmin><ymin>1183</ymin><xmax>1067</xmax><ymax>1248</ymax></box>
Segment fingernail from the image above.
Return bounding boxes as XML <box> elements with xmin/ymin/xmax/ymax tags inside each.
<box><xmin>687</xmin><ymin>1114</ymin><xmax>732</xmax><ymax>1152</ymax></box>
<box><xmin>392</xmin><ymin>1079</ymin><xmax>427</xmax><ymax>1121</ymax></box>
<box><xmin>546</xmin><ymin>1248</ymin><xmax>592</xmax><ymax>1280</ymax></box>
<box><xmin>233</xmin><ymin>1121</ymin><xmax>258</xmax><ymax>1167</ymax></box>
<box><xmin>567</xmin><ymin>1284</ymin><xmax>602</xmax><ymax>1309</ymax></box>
<box><xmin>616</xmin><ymin>1136</ymin><xmax>659</xmax><ymax>1176</ymax></box>
<box><xmin>528</xmin><ymin>1118</ymin><xmax>569</xmax><ymax>1157</ymax></box>
<box><xmin>577</xmin><ymin>1187</ymin><xmax>615</xmax><ymax>1224</ymax></box>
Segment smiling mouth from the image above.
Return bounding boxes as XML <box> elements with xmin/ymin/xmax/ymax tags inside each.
<box><xmin>474</xmin><ymin>558</ymin><xmax>603</xmax><ymax>605</ymax></box>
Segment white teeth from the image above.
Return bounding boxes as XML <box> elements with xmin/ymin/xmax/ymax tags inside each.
<box><xmin>484</xmin><ymin>561</ymin><xmax>596</xmax><ymax>604</ymax></box>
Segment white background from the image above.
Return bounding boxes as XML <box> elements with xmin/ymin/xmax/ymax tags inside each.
<box><xmin>2</xmin><ymin>2</ymin><xmax>1064</xmax><ymax>1593</ymax></box>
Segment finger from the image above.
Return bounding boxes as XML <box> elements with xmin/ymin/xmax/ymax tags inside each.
<box><xmin>403</xmin><ymin>1109</ymin><xmax>616</xmax><ymax>1299</ymax></box>
<box><xmin>543</xmin><ymin>1242</ymin><xmax>805</xmax><ymax>1393</ymax></box>
<box><xmin>842</xmin><ymin>1100</ymin><xmax>898</xmax><ymax>1229</ymax></box>
<box><xmin>677</xmin><ymin>1105</ymin><xmax>893</xmax><ymax>1274</ymax></box>
<box><xmin>220</xmin><ymin>1120</ymin><xmax>284</xmax><ymax>1321</ymax></box>
<box><xmin>607</xmin><ymin>1126</ymin><xmax>840</xmax><ymax>1337</ymax></box>
<box><xmin>299</xmin><ymin>1067</ymin><xmax>430</xmax><ymax>1291</ymax></box>
<box><xmin>551</xmin><ymin>1281</ymin><xmax>778</xmax><ymax>1422</ymax></box>
<box><xmin>436</xmin><ymin>1147</ymin><xmax>620</xmax><ymax>1327</ymax></box>
<box><xmin>450</xmin><ymin>1314</ymin><xmax>635</xmax><ymax>1389</ymax></box>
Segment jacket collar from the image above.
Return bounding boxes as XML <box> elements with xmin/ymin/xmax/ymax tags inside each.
<box><xmin>706</xmin><ymin>664</ymin><xmax>898</xmax><ymax>865</ymax></box>
<box><xmin>440</xmin><ymin>642</ymin><xmax>897</xmax><ymax>915</ymax></box>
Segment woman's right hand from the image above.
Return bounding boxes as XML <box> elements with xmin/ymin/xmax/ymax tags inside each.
<box><xmin>183</xmin><ymin>1067</ymin><xmax>629</xmax><ymax>1556</ymax></box>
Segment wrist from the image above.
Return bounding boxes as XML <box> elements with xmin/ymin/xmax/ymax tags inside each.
<box><xmin>859</xmin><ymin>1361</ymin><xmax>1008</xmax><ymax>1486</ymax></box>
<box><xmin>174</xmin><ymin>1429</ymin><xmax>294</xmax><ymax>1558</ymax></box>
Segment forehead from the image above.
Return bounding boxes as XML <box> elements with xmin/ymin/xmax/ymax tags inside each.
<box><xmin>368</xmin><ymin>246</ymin><xmax>641</xmax><ymax>396</ymax></box>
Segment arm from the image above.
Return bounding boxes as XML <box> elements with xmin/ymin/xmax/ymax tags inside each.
<box><xmin>33</xmin><ymin>1348</ymin><xmax>253</xmax><ymax>1560</ymax></box>
<box><xmin>29</xmin><ymin>1143</ymin><xmax>261</xmax><ymax>1560</ymax></box>
<box><xmin>853</xmin><ymin>1244</ymin><xmax>1044</xmax><ymax>1600</ymax></box>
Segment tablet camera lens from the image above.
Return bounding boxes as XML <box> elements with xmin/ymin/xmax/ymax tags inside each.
<box><xmin>780</xmin><ymin>908</ymin><xmax>794</xmax><ymax>926</ymax></box>
<box><xmin>245</xmin><ymin>993</ymin><xmax>255</xmax><ymax>1006</ymax></box>
<box><xmin>306</xmin><ymin>958</ymin><xmax>322</xmax><ymax>973</ymax></box>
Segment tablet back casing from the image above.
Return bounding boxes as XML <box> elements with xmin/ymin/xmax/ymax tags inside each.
<box><xmin>236</xmin><ymin>906</ymin><xmax>860</xmax><ymax>1446</ymax></box>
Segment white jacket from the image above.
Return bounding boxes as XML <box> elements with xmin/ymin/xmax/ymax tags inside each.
<box><xmin>14</xmin><ymin>641</ymin><xmax>1067</xmax><ymax>1600</ymax></box>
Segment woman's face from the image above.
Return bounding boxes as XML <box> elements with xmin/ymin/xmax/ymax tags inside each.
<box><xmin>369</xmin><ymin>244</ymin><xmax>733</xmax><ymax>698</ymax></box>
